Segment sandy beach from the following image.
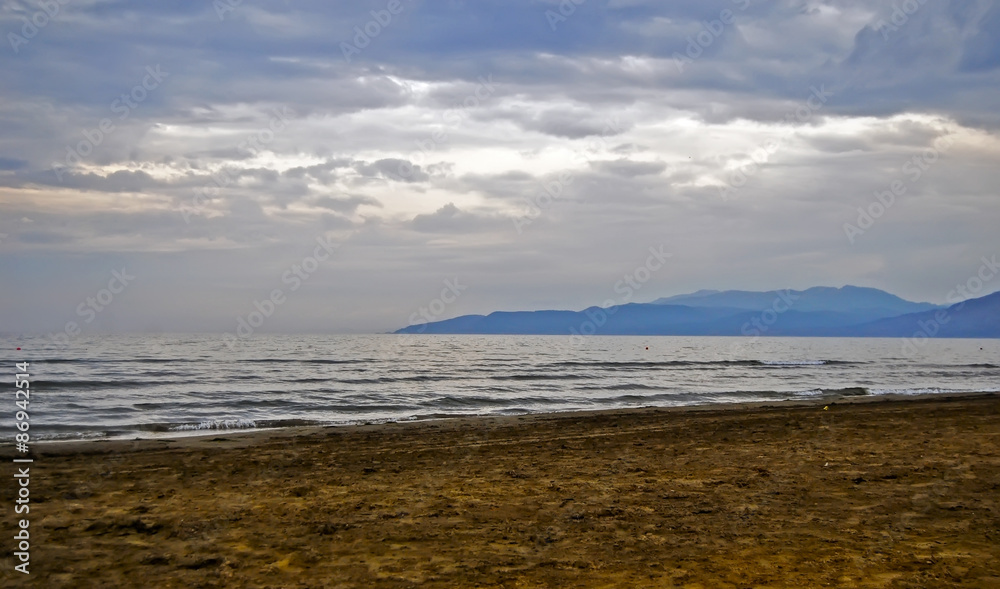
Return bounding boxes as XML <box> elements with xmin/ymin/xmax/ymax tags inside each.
<box><xmin>3</xmin><ymin>392</ymin><xmax>1000</xmax><ymax>587</ymax></box>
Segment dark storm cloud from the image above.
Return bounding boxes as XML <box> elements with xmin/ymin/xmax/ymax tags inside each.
<box><xmin>284</xmin><ymin>159</ymin><xmax>355</xmax><ymax>182</ymax></box>
<box><xmin>409</xmin><ymin>202</ymin><xmax>505</xmax><ymax>233</ymax></box>
<box><xmin>0</xmin><ymin>169</ymin><xmax>166</xmax><ymax>193</ymax></box>
<box><xmin>0</xmin><ymin>157</ymin><xmax>27</xmax><ymax>170</ymax></box>
<box><xmin>355</xmin><ymin>158</ymin><xmax>430</xmax><ymax>183</ymax></box>
<box><xmin>590</xmin><ymin>159</ymin><xmax>667</xmax><ymax>177</ymax></box>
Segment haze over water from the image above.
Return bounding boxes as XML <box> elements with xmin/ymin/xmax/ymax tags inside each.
<box><xmin>4</xmin><ymin>334</ymin><xmax>998</xmax><ymax>441</ymax></box>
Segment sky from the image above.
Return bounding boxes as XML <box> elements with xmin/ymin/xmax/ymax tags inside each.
<box><xmin>1</xmin><ymin>0</ymin><xmax>998</xmax><ymax>336</ymax></box>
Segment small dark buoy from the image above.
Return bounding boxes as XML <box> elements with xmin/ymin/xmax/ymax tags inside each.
<box><xmin>16</xmin><ymin>347</ymin><xmax>20</xmax><ymax>350</ymax></box>
<box><xmin>645</xmin><ymin>346</ymin><xmax>649</xmax><ymax>350</ymax></box>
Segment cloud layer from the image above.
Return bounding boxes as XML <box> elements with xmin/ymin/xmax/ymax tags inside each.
<box><xmin>1</xmin><ymin>0</ymin><xmax>998</xmax><ymax>334</ymax></box>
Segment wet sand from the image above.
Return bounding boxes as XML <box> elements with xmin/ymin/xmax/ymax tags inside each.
<box><xmin>3</xmin><ymin>393</ymin><xmax>1000</xmax><ymax>587</ymax></box>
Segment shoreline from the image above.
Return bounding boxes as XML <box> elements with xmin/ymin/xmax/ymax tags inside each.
<box><xmin>16</xmin><ymin>390</ymin><xmax>999</xmax><ymax>456</ymax></box>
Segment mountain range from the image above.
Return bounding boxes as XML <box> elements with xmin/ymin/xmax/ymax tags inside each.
<box><xmin>395</xmin><ymin>286</ymin><xmax>1000</xmax><ymax>338</ymax></box>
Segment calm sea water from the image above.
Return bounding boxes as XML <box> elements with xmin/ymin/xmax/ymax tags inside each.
<box><xmin>2</xmin><ymin>334</ymin><xmax>998</xmax><ymax>441</ymax></box>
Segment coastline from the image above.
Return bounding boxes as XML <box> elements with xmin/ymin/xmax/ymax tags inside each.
<box><xmin>3</xmin><ymin>391</ymin><xmax>999</xmax><ymax>586</ymax></box>
<box><xmin>18</xmin><ymin>390</ymin><xmax>1000</xmax><ymax>456</ymax></box>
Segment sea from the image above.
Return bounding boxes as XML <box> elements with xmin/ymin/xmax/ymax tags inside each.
<box><xmin>2</xmin><ymin>334</ymin><xmax>998</xmax><ymax>441</ymax></box>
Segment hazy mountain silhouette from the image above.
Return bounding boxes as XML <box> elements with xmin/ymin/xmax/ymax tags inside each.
<box><xmin>845</xmin><ymin>290</ymin><xmax>1000</xmax><ymax>338</ymax></box>
<box><xmin>395</xmin><ymin>286</ymin><xmax>1000</xmax><ymax>338</ymax></box>
<box><xmin>652</xmin><ymin>286</ymin><xmax>938</xmax><ymax>316</ymax></box>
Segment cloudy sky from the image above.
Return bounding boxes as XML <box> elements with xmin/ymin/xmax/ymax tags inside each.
<box><xmin>1</xmin><ymin>0</ymin><xmax>998</xmax><ymax>335</ymax></box>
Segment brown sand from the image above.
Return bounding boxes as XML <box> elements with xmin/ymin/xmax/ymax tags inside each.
<box><xmin>3</xmin><ymin>393</ymin><xmax>1000</xmax><ymax>588</ymax></box>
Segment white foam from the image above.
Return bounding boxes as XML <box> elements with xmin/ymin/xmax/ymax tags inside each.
<box><xmin>794</xmin><ymin>389</ymin><xmax>827</xmax><ymax>396</ymax></box>
<box><xmin>172</xmin><ymin>419</ymin><xmax>258</xmax><ymax>431</ymax></box>
<box><xmin>866</xmin><ymin>387</ymin><xmax>1000</xmax><ymax>396</ymax></box>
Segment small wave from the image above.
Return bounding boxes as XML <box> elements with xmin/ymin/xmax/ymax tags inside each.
<box><xmin>821</xmin><ymin>387</ymin><xmax>868</xmax><ymax>396</ymax></box>
<box><xmin>793</xmin><ymin>389</ymin><xmax>827</xmax><ymax>397</ymax></box>
<box><xmin>30</xmin><ymin>379</ymin><xmax>187</xmax><ymax>390</ymax></box>
<box><xmin>576</xmin><ymin>383</ymin><xmax>662</xmax><ymax>391</ymax></box>
<box><xmin>759</xmin><ymin>360</ymin><xmax>828</xmax><ymax>366</ymax></box>
<box><xmin>34</xmin><ymin>357</ymin><xmax>198</xmax><ymax>365</ymax></box>
<box><xmin>550</xmin><ymin>360</ymin><xmax>755</xmax><ymax>369</ymax></box>
<box><xmin>866</xmin><ymin>387</ymin><xmax>1000</xmax><ymax>396</ymax></box>
<box><xmin>335</xmin><ymin>374</ymin><xmax>452</xmax><ymax>385</ymax></box>
<box><xmin>423</xmin><ymin>395</ymin><xmax>562</xmax><ymax>409</ymax></box>
<box><xmin>128</xmin><ymin>417</ymin><xmax>319</xmax><ymax>434</ymax></box>
<box><xmin>604</xmin><ymin>392</ymin><xmax>693</xmax><ymax>403</ymax></box>
<box><xmin>32</xmin><ymin>430</ymin><xmax>111</xmax><ymax>442</ymax></box>
<box><xmin>172</xmin><ymin>419</ymin><xmax>258</xmax><ymax>431</ymax></box>
<box><xmin>549</xmin><ymin>359</ymin><xmax>855</xmax><ymax>369</ymax></box>
<box><xmin>491</xmin><ymin>373</ymin><xmax>596</xmax><ymax>381</ymax></box>
<box><xmin>238</xmin><ymin>358</ymin><xmax>366</xmax><ymax>365</ymax></box>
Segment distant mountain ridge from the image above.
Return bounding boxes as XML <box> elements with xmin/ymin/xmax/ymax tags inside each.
<box><xmin>652</xmin><ymin>286</ymin><xmax>939</xmax><ymax>315</ymax></box>
<box><xmin>846</xmin><ymin>290</ymin><xmax>1000</xmax><ymax>339</ymax></box>
<box><xmin>395</xmin><ymin>286</ymin><xmax>1000</xmax><ymax>338</ymax></box>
